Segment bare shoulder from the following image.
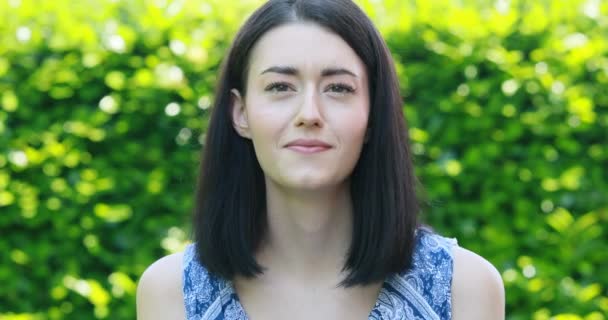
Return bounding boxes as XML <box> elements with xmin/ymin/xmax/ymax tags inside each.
<box><xmin>136</xmin><ymin>251</ymin><xmax>186</xmax><ymax>320</ymax></box>
<box><xmin>451</xmin><ymin>246</ymin><xmax>505</xmax><ymax>320</ymax></box>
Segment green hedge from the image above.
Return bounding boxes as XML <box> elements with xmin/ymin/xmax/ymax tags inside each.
<box><xmin>1</xmin><ymin>0</ymin><xmax>606</xmax><ymax>319</ymax></box>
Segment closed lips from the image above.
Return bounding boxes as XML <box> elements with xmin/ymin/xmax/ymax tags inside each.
<box><xmin>284</xmin><ymin>139</ymin><xmax>332</xmax><ymax>148</ymax></box>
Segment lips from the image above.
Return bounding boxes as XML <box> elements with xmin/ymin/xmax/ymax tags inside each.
<box><xmin>284</xmin><ymin>139</ymin><xmax>332</xmax><ymax>154</ymax></box>
<box><xmin>285</xmin><ymin>139</ymin><xmax>332</xmax><ymax>148</ymax></box>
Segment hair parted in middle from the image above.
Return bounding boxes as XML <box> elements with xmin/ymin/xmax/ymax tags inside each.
<box><xmin>192</xmin><ymin>0</ymin><xmax>421</xmax><ymax>288</ymax></box>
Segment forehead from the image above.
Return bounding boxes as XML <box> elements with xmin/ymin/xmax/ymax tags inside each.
<box><xmin>248</xmin><ymin>22</ymin><xmax>366</xmax><ymax>76</ymax></box>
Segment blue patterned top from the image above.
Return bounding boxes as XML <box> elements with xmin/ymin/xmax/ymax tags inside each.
<box><xmin>183</xmin><ymin>229</ymin><xmax>458</xmax><ymax>319</ymax></box>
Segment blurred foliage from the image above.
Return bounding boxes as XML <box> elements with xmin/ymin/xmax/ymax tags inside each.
<box><xmin>0</xmin><ymin>0</ymin><xmax>606</xmax><ymax>319</ymax></box>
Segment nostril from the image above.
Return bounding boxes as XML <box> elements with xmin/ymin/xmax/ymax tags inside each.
<box><xmin>296</xmin><ymin>118</ymin><xmax>323</xmax><ymax>128</ymax></box>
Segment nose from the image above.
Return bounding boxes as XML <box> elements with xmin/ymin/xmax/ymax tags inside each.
<box><xmin>294</xmin><ymin>88</ymin><xmax>323</xmax><ymax>128</ymax></box>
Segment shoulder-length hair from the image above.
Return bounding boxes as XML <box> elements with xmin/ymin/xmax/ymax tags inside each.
<box><xmin>193</xmin><ymin>0</ymin><xmax>419</xmax><ymax>288</ymax></box>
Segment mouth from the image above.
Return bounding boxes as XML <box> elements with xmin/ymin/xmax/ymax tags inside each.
<box><xmin>284</xmin><ymin>139</ymin><xmax>333</xmax><ymax>154</ymax></box>
<box><xmin>285</xmin><ymin>145</ymin><xmax>331</xmax><ymax>154</ymax></box>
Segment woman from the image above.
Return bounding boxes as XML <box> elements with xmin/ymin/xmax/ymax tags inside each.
<box><xmin>137</xmin><ymin>0</ymin><xmax>505</xmax><ymax>319</ymax></box>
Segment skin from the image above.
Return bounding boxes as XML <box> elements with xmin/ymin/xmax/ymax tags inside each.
<box><xmin>228</xmin><ymin>22</ymin><xmax>380</xmax><ymax>319</ymax></box>
<box><xmin>230</xmin><ymin>22</ymin><xmax>370</xmax><ymax>286</ymax></box>
<box><xmin>137</xmin><ymin>22</ymin><xmax>505</xmax><ymax>320</ymax></box>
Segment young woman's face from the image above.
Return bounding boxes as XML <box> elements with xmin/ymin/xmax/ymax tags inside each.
<box><xmin>232</xmin><ymin>22</ymin><xmax>370</xmax><ymax>191</ymax></box>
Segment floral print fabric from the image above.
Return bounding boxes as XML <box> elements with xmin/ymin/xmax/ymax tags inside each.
<box><xmin>183</xmin><ymin>229</ymin><xmax>457</xmax><ymax>319</ymax></box>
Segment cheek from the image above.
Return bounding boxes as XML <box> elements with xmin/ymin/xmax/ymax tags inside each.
<box><xmin>336</xmin><ymin>105</ymin><xmax>369</xmax><ymax>143</ymax></box>
<box><xmin>244</xmin><ymin>100</ymin><xmax>287</xmax><ymax>151</ymax></box>
<box><xmin>249</xmin><ymin>110</ymin><xmax>279</xmax><ymax>134</ymax></box>
<box><xmin>343</xmin><ymin>122</ymin><xmax>368</xmax><ymax>156</ymax></box>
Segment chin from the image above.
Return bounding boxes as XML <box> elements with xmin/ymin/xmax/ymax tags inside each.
<box><xmin>282</xmin><ymin>174</ymin><xmax>344</xmax><ymax>191</ymax></box>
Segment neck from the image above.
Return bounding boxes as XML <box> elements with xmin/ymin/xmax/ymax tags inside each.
<box><xmin>256</xmin><ymin>178</ymin><xmax>353</xmax><ymax>284</ymax></box>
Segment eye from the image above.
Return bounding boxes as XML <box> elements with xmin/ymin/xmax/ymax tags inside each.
<box><xmin>326</xmin><ymin>83</ymin><xmax>355</xmax><ymax>95</ymax></box>
<box><xmin>265</xmin><ymin>82</ymin><xmax>293</xmax><ymax>93</ymax></box>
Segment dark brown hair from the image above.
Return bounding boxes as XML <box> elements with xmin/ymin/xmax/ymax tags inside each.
<box><xmin>193</xmin><ymin>0</ymin><xmax>420</xmax><ymax>287</ymax></box>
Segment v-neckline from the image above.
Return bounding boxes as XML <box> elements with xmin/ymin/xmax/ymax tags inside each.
<box><xmin>222</xmin><ymin>275</ymin><xmax>393</xmax><ymax>319</ymax></box>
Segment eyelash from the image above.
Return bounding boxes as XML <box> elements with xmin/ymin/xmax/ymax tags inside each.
<box><xmin>327</xmin><ymin>83</ymin><xmax>356</xmax><ymax>94</ymax></box>
<box><xmin>265</xmin><ymin>82</ymin><xmax>292</xmax><ymax>92</ymax></box>
<box><xmin>264</xmin><ymin>82</ymin><xmax>355</xmax><ymax>94</ymax></box>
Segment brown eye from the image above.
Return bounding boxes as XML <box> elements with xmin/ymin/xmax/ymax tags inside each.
<box><xmin>326</xmin><ymin>83</ymin><xmax>355</xmax><ymax>94</ymax></box>
<box><xmin>265</xmin><ymin>82</ymin><xmax>292</xmax><ymax>92</ymax></box>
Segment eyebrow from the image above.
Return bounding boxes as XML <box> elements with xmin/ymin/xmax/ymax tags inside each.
<box><xmin>260</xmin><ymin>66</ymin><xmax>358</xmax><ymax>78</ymax></box>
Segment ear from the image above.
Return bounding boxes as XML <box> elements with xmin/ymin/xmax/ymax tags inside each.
<box><xmin>230</xmin><ymin>89</ymin><xmax>251</xmax><ymax>139</ymax></box>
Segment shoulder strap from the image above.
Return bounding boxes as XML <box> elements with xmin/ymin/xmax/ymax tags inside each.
<box><xmin>182</xmin><ymin>243</ymin><xmax>224</xmax><ymax>319</ymax></box>
<box><xmin>374</xmin><ymin>230</ymin><xmax>457</xmax><ymax>319</ymax></box>
<box><xmin>407</xmin><ymin>230</ymin><xmax>458</xmax><ymax>319</ymax></box>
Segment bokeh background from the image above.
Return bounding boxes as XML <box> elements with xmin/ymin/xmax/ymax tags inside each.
<box><xmin>1</xmin><ymin>0</ymin><xmax>607</xmax><ymax>319</ymax></box>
